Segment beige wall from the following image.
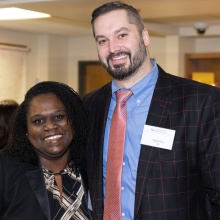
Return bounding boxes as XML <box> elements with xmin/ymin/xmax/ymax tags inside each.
<box><xmin>0</xmin><ymin>28</ymin><xmax>219</xmax><ymax>102</ymax></box>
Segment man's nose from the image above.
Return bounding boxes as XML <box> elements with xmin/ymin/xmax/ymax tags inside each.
<box><xmin>108</xmin><ymin>39</ymin><xmax>120</xmax><ymax>53</ymax></box>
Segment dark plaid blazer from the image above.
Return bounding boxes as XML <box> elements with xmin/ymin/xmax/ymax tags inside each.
<box><xmin>83</xmin><ymin>64</ymin><xmax>220</xmax><ymax>220</ymax></box>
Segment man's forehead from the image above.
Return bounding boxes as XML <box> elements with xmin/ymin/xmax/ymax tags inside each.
<box><xmin>94</xmin><ymin>10</ymin><xmax>128</xmax><ymax>25</ymax></box>
<box><xmin>93</xmin><ymin>11</ymin><xmax>131</xmax><ymax>36</ymax></box>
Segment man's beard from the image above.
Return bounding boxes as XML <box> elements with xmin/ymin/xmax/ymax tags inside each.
<box><xmin>99</xmin><ymin>40</ymin><xmax>147</xmax><ymax>81</ymax></box>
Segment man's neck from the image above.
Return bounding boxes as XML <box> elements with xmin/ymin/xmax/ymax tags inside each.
<box><xmin>114</xmin><ymin>59</ymin><xmax>153</xmax><ymax>88</ymax></box>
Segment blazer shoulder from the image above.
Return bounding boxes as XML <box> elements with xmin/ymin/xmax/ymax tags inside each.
<box><xmin>84</xmin><ymin>82</ymin><xmax>111</xmax><ymax>99</ymax></box>
<box><xmin>157</xmin><ymin>64</ymin><xmax>219</xmax><ymax>94</ymax></box>
<box><xmin>83</xmin><ymin>82</ymin><xmax>112</xmax><ymax>107</ymax></box>
<box><xmin>0</xmin><ymin>150</ymin><xmax>16</xmax><ymax>166</ymax></box>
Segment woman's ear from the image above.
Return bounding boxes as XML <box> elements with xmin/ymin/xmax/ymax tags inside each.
<box><xmin>142</xmin><ymin>28</ymin><xmax>150</xmax><ymax>47</ymax></box>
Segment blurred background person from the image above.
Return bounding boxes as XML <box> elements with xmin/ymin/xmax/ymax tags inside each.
<box><xmin>0</xmin><ymin>81</ymin><xmax>91</xmax><ymax>220</ymax></box>
<box><xmin>0</xmin><ymin>99</ymin><xmax>19</xmax><ymax>149</ymax></box>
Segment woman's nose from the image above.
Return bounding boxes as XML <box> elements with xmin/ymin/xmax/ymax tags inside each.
<box><xmin>43</xmin><ymin>120</ymin><xmax>57</xmax><ymax>131</ymax></box>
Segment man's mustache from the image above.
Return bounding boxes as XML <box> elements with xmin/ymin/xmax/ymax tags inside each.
<box><xmin>107</xmin><ymin>51</ymin><xmax>131</xmax><ymax>61</ymax></box>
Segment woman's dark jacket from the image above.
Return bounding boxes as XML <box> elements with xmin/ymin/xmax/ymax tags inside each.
<box><xmin>0</xmin><ymin>150</ymin><xmax>91</xmax><ymax>220</ymax></box>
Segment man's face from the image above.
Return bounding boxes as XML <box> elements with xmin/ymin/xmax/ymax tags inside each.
<box><xmin>93</xmin><ymin>10</ymin><xmax>149</xmax><ymax>80</ymax></box>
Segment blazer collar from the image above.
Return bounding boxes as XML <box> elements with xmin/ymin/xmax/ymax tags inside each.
<box><xmin>24</xmin><ymin>163</ymin><xmax>50</xmax><ymax>220</ymax></box>
<box><xmin>88</xmin><ymin>83</ymin><xmax>112</xmax><ymax>219</ymax></box>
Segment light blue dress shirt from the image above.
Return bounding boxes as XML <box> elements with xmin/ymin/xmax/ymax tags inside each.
<box><xmin>103</xmin><ymin>61</ymin><xmax>159</xmax><ymax>219</ymax></box>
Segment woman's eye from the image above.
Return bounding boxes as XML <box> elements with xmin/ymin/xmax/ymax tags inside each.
<box><xmin>54</xmin><ymin>115</ymin><xmax>64</xmax><ymax>120</ymax></box>
<box><xmin>33</xmin><ymin>119</ymin><xmax>43</xmax><ymax>124</ymax></box>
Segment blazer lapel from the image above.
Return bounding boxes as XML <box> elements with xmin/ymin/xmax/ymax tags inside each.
<box><xmin>24</xmin><ymin>164</ymin><xmax>50</xmax><ymax>220</ymax></box>
<box><xmin>88</xmin><ymin>84</ymin><xmax>112</xmax><ymax>219</ymax></box>
<box><xmin>134</xmin><ymin>67</ymin><xmax>173</xmax><ymax>217</ymax></box>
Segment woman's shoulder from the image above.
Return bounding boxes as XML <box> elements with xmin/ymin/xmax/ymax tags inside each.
<box><xmin>0</xmin><ymin>150</ymin><xmax>13</xmax><ymax>161</ymax></box>
<box><xmin>0</xmin><ymin>150</ymin><xmax>20</xmax><ymax>168</ymax></box>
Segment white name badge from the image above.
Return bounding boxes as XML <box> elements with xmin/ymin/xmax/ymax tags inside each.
<box><xmin>141</xmin><ymin>125</ymin><xmax>175</xmax><ymax>150</ymax></box>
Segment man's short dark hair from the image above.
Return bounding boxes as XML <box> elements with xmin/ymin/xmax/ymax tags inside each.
<box><xmin>91</xmin><ymin>1</ymin><xmax>145</xmax><ymax>37</ymax></box>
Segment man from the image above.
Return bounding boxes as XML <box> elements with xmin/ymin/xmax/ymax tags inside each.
<box><xmin>83</xmin><ymin>1</ymin><xmax>220</xmax><ymax>219</ymax></box>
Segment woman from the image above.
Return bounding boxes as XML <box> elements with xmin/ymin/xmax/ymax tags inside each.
<box><xmin>0</xmin><ymin>99</ymin><xmax>19</xmax><ymax>149</ymax></box>
<box><xmin>0</xmin><ymin>81</ymin><xmax>91</xmax><ymax>220</ymax></box>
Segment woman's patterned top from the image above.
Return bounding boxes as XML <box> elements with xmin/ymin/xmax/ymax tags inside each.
<box><xmin>43</xmin><ymin>166</ymin><xmax>89</xmax><ymax>220</ymax></box>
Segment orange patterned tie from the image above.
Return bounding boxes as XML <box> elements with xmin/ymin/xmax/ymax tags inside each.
<box><xmin>104</xmin><ymin>89</ymin><xmax>133</xmax><ymax>220</ymax></box>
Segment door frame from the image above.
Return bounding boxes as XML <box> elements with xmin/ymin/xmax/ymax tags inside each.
<box><xmin>78</xmin><ymin>61</ymin><xmax>101</xmax><ymax>97</ymax></box>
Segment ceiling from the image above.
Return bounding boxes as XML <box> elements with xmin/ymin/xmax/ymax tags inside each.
<box><xmin>0</xmin><ymin>0</ymin><xmax>220</xmax><ymax>38</ymax></box>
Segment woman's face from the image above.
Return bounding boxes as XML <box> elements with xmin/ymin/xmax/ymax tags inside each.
<box><xmin>26</xmin><ymin>93</ymin><xmax>73</xmax><ymax>160</ymax></box>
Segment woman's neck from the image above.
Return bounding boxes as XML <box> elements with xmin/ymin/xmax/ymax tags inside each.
<box><xmin>39</xmin><ymin>151</ymin><xmax>70</xmax><ymax>173</ymax></box>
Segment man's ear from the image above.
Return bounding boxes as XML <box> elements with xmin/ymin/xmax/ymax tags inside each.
<box><xmin>142</xmin><ymin>28</ymin><xmax>150</xmax><ymax>47</ymax></box>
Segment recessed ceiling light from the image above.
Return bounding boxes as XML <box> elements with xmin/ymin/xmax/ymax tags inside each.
<box><xmin>0</xmin><ymin>7</ymin><xmax>51</xmax><ymax>20</ymax></box>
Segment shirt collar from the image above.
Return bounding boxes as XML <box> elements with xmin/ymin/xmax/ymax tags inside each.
<box><xmin>111</xmin><ymin>60</ymin><xmax>158</xmax><ymax>100</ymax></box>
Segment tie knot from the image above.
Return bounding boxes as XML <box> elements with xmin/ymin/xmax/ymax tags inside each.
<box><xmin>116</xmin><ymin>90</ymin><xmax>133</xmax><ymax>103</ymax></box>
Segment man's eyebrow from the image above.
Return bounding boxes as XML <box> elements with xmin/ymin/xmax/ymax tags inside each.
<box><xmin>114</xmin><ymin>27</ymin><xmax>129</xmax><ymax>34</ymax></box>
<box><xmin>95</xmin><ymin>27</ymin><xmax>130</xmax><ymax>41</ymax></box>
<box><xmin>95</xmin><ymin>35</ymin><xmax>105</xmax><ymax>41</ymax></box>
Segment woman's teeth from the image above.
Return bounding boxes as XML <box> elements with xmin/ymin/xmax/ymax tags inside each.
<box><xmin>44</xmin><ymin>135</ymin><xmax>62</xmax><ymax>141</ymax></box>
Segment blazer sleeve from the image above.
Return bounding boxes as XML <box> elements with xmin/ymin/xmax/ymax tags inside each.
<box><xmin>199</xmin><ymin>86</ymin><xmax>220</xmax><ymax>217</ymax></box>
<box><xmin>0</xmin><ymin>153</ymin><xmax>3</xmax><ymax>214</ymax></box>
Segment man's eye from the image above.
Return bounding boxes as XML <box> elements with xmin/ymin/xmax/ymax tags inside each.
<box><xmin>98</xmin><ymin>39</ymin><xmax>107</xmax><ymax>45</ymax></box>
<box><xmin>118</xmin><ymin>33</ymin><xmax>127</xmax><ymax>39</ymax></box>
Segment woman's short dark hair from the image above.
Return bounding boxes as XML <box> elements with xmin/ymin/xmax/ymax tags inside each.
<box><xmin>91</xmin><ymin>1</ymin><xmax>145</xmax><ymax>37</ymax></box>
<box><xmin>5</xmin><ymin>81</ymin><xmax>88</xmax><ymax>172</ymax></box>
<box><xmin>0</xmin><ymin>100</ymin><xmax>19</xmax><ymax>150</ymax></box>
